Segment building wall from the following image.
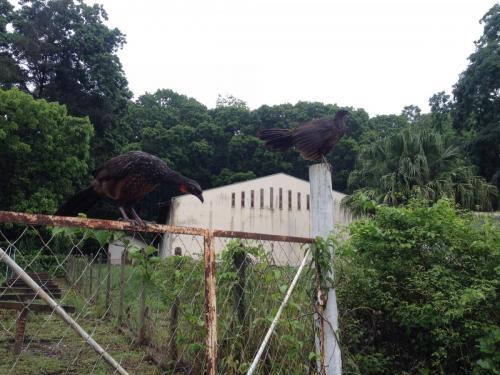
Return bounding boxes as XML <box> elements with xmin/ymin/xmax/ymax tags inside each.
<box><xmin>163</xmin><ymin>173</ymin><xmax>351</xmax><ymax>265</ymax></box>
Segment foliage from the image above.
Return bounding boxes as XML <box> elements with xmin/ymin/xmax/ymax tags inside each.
<box><xmin>428</xmin><ymin>91</ymin><xmax>454</xmax><ymax>134</ymax></box>
<box><xmin>127</xmin><ymin>243</ymin><xmax>162</xmax><ymax>283</ymax></box>
<box><xmin>335</xmin><ymin>199</ymin><xmax>500</xmax><ymax>374</ymax></box>
<box><xmin>1</xmin><ymin>0</ymin><xmax>131</xmax><ymax>161</ymax></box>
<box><xmin>311</xmin><ymin>234</ymin><xmax>336</xmax><ymax>292</ymax></box>
<box><xmin>476</xmin><ymin>327</ymin><xmax>500</xmax><ymax>374</ymax></box>
<box><xmin>348</xmin><ymin>127</ymin><xmax>497</xmax><ymax>211</ymax></box>
<box><xmin>453</xmin><ymin>4</ymin><xmax>500</xmax><ymax>186</ymax></box>
<box><xmin>11</xmin><ymin>252</ymin><xmax>68</xmax><ymax>277</ymax></box>
<box><xmin>121</xmin><ymin>91</ymin><xmax>371</xmax><ymax>195</ymax></box>
<box><xmin>216</xmin><ymin>240</ymin><xmax>314</xmax><ymax>374</ymax></box>
<box><xmin>453</xmin><ymin>4</ymin><xmax>499</xmax><ymax>132</ymax></box>
<box><xmin>117</xmin><ymin>237</ymin><xmax>315</xmax><ymax>374</ymax></box>
<box><xmin>212</xmin><ymin>168</ymin><xmax>257</xmax><ymax>186</ymax></box>
<box><xmin>0</xmin><ymin>88</ymin><xmax>93</xmax><ymax>213</ymax></box>
<box><xmin>0</xmin><ymin>0</ymin><xmax>20</xmax><ymax>87</ymax></box>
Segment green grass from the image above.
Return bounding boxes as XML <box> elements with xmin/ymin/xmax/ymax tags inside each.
<box><xmin>0</xmin><ymin>282</ymin><xmax>161</xmax><ymax>375</ymax></box>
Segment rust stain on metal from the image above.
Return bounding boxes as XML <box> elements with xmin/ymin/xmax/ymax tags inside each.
<box><xmin>0</xmin><ymin>211</ymin><xmax>313</xmax><ymax>244</ymax></box>
<box><xmin>204</xmin><ymin>231</ymin><xmax>217</xmax><ymax>375</ymax></box>
<box><xmin>213</xmin><ymin>229</ymin><xmax>314</xmax><ymax>244</ymax></box>
<box><xmin>0</xmin><ymin>211</ymin><xmax>206</xmax><ymax>236</ymax></box>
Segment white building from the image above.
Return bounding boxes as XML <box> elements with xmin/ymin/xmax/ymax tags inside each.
<box><xmin>162</xmin><ymin>173</ymin><xmax>352</xmax><ymax>265</ymax></box>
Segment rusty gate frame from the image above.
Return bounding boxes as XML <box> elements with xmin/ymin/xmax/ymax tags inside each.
<box><xmin>0</xmin><ymin>211</ymin><xmax>313</xmax><ymax>375</ymax></box>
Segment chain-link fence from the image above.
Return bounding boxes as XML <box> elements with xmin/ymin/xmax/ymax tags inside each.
<box><xmin>0</xmin><ymin>211</ymin><xmax>318</xmax><ymax>375</ymax></box>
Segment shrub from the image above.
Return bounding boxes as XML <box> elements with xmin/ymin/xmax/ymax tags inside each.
<box><xmin>336</xmin><ymin>199</ymin><xmax>499</xmax><ymax>374</ymax></box>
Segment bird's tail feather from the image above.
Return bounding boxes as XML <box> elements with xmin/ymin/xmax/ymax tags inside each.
<box><xmin>258</xmin><ymin>128</ymin><xmax>293</xmax><ymax>151</ymax></box>
<box><xmin>55</xmin><ymin>186</ymin><xmax>100</xmax><ymax>216</ymax></box>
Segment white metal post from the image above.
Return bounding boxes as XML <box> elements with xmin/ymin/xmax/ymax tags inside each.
<box><xmin>309</xmin><ymin>163</ymin><xmax>342</xmax><ymax>375</ymax></box>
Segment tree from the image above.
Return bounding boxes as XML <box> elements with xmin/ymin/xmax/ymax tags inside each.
<box><xmin>1</xmin><ymin>0</ymin><xmax>131</xmax><ymax>160</ymax></box>
<box><xmin>0</xmin><ymin>88</ymin><xmax>93</xmax><ymax>213</ymax></box>
<box><xmin>428</xmin><ymin>91</ymin><xmax>454</xmax><ymax>133</ymax></box>
<box><xmin>363</xmin><ymin>114</ymin><xmax>408</xmax><ymax>142</ymax></box>
<box><xmin>453</xmin><ymin>4</ymin><xmax>500</xmax><ymax>186</ymax></box>
<box><xmin>401</xmin><ymin>104</ymin><xmax>422</xmax><ymax>124</ymax></box>
<box><xmin>212</xmin><ymin>168</ymin><xmax>257</xmax><ymax>186</ymax></box>
<box><xmin>121</xmin><ymin>90</ymin><xmax>217</xmax><ymax>186</ymax></box>
<box><xmin>348</xmin><ymin>127</ymin><xmax>497</xmax><ymax>210</ymax></box>
<box><xmin>0</xmin><ymin>0</ymin><xmax>21</xmax><ymax>88</ymax></box>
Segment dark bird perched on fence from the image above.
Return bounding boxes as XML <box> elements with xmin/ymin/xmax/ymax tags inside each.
<box><xmin>56</xmin><ymin>151</ymin><xmax>204</xmax><ymax>225</ymax></box>
<box><xmin>258</xmin><ymin>109</ymin><xmax>349</xmax><ymax>163</ymax></box>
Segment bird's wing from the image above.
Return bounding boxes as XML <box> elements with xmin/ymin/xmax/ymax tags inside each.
<box><xmin>94</xmin><ymin>151</ymin><xmax>153</xmax><ymax>181</ymax></box>
<box><xmin>292</xmin><ymin>120</ymin><xmax>334</xmax><ymax>160</ymax></box>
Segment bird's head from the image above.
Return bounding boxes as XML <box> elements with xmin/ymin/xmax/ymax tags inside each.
<box><xmin>334</xmin><ymin>109</ymin><xmax>349</xmax><ymax>133</ymax></box>
<box><xmin>179</xmin><ymin>177</ymin><xmax>204</xmax><ymax>203</ymax></box>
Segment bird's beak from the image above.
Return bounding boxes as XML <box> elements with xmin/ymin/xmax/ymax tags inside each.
<box><xmin>194</xmin><ymin>192</ymin><xmax>204</xmax><ymax>203</ymax></box>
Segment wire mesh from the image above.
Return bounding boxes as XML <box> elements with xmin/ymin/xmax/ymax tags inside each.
<box><xmin>213</xmin><ymin>236</ymin><xmax>316</xmax><ymax>374</ymax></box>
<box><xmin>0</xmin><ymin>214</ymin><xmax>316</xmax><ymax>375</ymax></box>
<box><xmin>0</xmin><ymin>223</ymin><xmax>207</xmax><ymax>375</ymax></box>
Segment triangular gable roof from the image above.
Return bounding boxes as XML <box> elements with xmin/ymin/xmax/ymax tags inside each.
<box><xmin>199</xmin><ymin>173</ymin><xmax>309</xmax><ymax>194</ymax></box>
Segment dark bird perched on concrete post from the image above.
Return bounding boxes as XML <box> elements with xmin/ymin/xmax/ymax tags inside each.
<box><xmin>55</xmin><ymin>151</ymin><xmax>204</xmax><ymax>225</ymax></box>
<box><xmin>258</xmin><ymin>109</ymin><xmax>349</xmax><ymax>163</ymax></box>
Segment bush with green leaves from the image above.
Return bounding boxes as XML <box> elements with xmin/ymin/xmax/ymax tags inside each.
<box><xmin>336</xmin><ymin>199</ymin><xmax>499</xmax><ymax>374</ymax></box>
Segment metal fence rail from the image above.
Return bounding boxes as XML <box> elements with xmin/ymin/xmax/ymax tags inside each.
<box><xmin>0</xmin><ymin>211</ymin><xmax>315</xmax><ymax>375</ymax></box>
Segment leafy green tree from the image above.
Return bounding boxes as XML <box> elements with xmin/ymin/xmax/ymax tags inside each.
<box><xmin>137</xmin><ymin>89</ymin><xmax>211</xmax><ymax>129</ymax></box>
<box><xmin>429</xmin><ymin>91</ymin><xmax>454</xmax><ymax>133</ymax></box>
<box><xmin>212</xmin><ymin>168</ymin><xmax>257</xmax><ymax>186</ymax></box>
<box><xmin>119</xmin><ymin>90</ymin><xmax>373</xmax><ymax>195</ymax></box>
<box><xmin>122</xmin><ymin>90</ymin><xmax>217</xmax><ymax>187</ymax></box>
<box><xmin>0</xmin><ymin>88</ymin><xmax>93</xmax><ymax>212</ymax></box>
<box><xmin>401</xmin><ymin>104</ymin><xmax>422</xmax><ymax>124</ymax></box>
<box><xmin>2</xmin><ymin>0</ymin><xmax>131</xmax><ymax>160</ymax></box>
<box><xmin>364</xmin><ymin>114</ymin><xmax>408</xmax><ymax>141</ymax></box>
<box><xmin>0</xmin><ymin>0</ymin><xmax>21</xmax><ymax>88</ymax></box>
<box><xmin>337</xmin><ymin>199</ymin><xmax>500</xmax><ymax>374</ymax></box>
<box><xmin>453</xmin><ymin>4</ymin><xmax>500</xmax><ymax>186</ymax></box>
<box><xmin>348</xmin><ymin>127</ymin><xmax>497</xmax><ymax>210</ymax></box>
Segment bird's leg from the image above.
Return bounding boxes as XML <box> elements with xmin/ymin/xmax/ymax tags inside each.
<box><xmin>321</xmin><ymin>155</ymin><xmax>332</xmax><ymax>171</ymax></box>
<box><xmin>130</xmin><ymin>208</ymin><xmax>146</xmax><ymax>226</ymax></box>
<box><xmin>118</xmin><ymin>207</ymin><xmax>131</xmax><ymax>220</ymax></box>
<box><xmin>118</xmin><ymin>206</ymin><xmax>144</xmax><ymax>227</ymax></box>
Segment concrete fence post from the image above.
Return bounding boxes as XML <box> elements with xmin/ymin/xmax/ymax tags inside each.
<box><xmin>309</xmin><ymin>163</ymin><xmax>342</xmax><ymax>375</ymax></box>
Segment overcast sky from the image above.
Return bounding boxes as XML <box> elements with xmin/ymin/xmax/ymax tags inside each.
<box><xmin>85</xmin><ymin>0</ymin><xmax>496</xmax><ymax>116</ymax></box>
